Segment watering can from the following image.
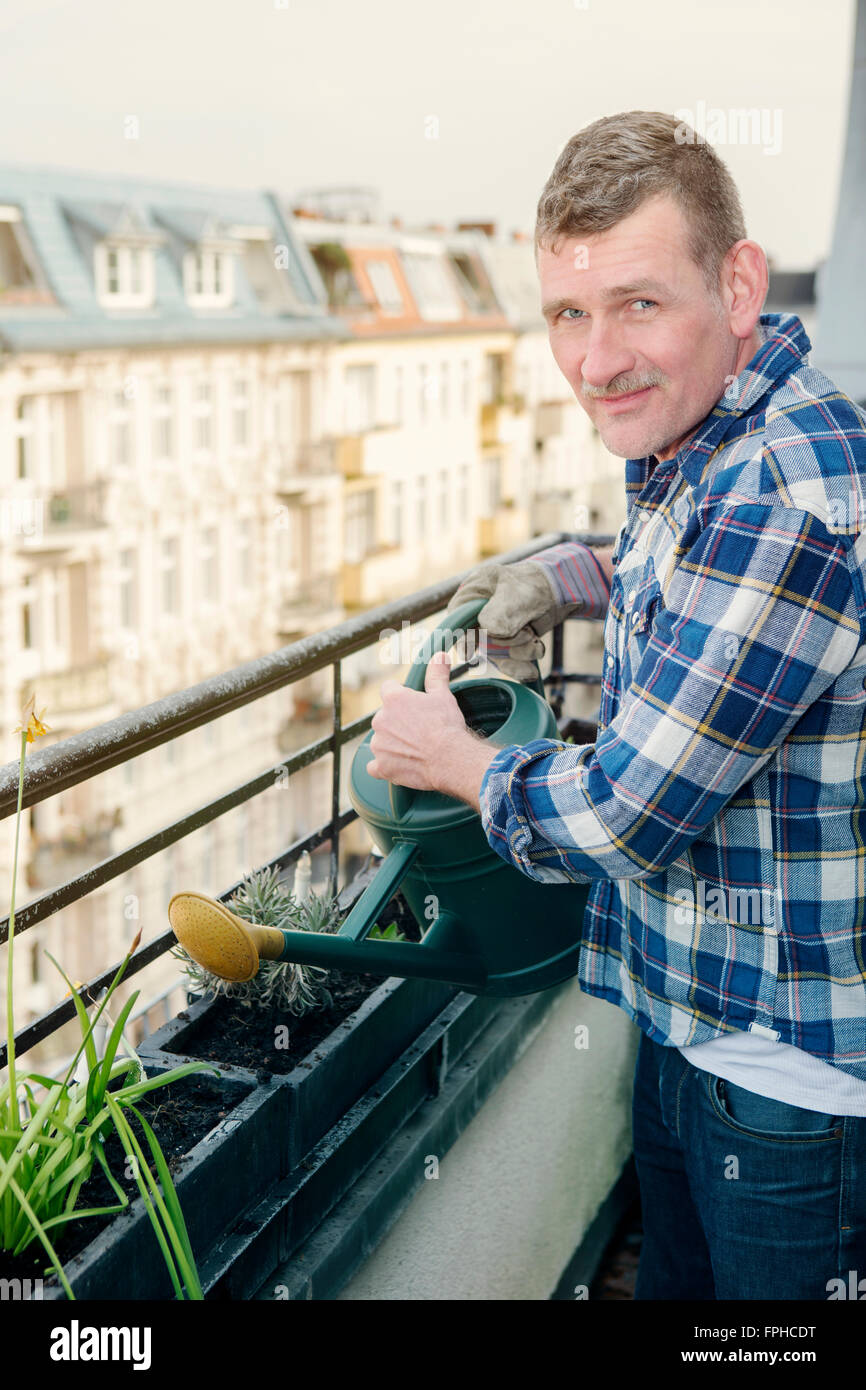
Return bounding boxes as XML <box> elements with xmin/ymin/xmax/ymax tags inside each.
<box><xmin>167</xmin><ymin>600</ymin><xmax>589</xmax><ymax>997</ymax></box>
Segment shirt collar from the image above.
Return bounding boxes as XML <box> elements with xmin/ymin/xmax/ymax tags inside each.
<box><xmin>624</xmin><ymin>311</ymin><xmax>812</xmax><ymax>510</ymax></box>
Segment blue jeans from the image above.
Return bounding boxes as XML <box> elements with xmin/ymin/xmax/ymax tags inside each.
<box><xmin>631</xmin><ymin>1029</ymin><xmax>866</xmax><ymax>1300</ymax></box>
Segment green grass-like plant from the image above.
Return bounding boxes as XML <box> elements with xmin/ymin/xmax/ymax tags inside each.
<box><xmin>1</xmin><ymin>699</ymin><xmax>215</xmax><ymax>1299</ymax></box>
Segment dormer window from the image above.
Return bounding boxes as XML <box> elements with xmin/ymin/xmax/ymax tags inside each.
<box><xmin>184</xmin><ymin>248</ymin><xmax>234</xmax><ymax>308</ymax></box>
<box><xmin>95</xmin><ymin>241</ymin><xmax>155</xmax><ymax>308</ymax></box>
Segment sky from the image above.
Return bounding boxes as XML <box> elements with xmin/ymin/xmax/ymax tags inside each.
<box><xmin>0</xmin><ymin>0</ymin><xmax>857</xmax><ymax>268</ymax></box>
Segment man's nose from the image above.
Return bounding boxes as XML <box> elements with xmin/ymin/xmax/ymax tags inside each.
<box><xmin>579</xmin><ymin>320</ymin><xmax>633</xmax><ymax>392</ymax></box>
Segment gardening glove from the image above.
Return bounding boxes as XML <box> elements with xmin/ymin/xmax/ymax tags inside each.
<box><xmin>446</xmin><ymin>543</ymin><xmax>610</xmax><ymax>683</ymax></box>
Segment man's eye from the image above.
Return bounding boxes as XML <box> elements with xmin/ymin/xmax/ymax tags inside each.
<box><xmin>632</xmin><ymin>299</ymin><xmax>657</xmax><ymax>310</ymax></box>
<box><xmin>559</xmin><ymin>308</ymin><xmax>584</xmax><ymax>320</ymax></box>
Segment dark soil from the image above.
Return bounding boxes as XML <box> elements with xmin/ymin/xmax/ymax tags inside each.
<box><xmin>172</xmin><ymin>968</ymin><xmax>385</xmax><ymax>1075</ymax></box>
<box><xmin>0</xmin><ymin>1070</ymin><xmax>248</xmax><ymax>1289</ymax></box>
<box><xmin>167</xmin><ymin>888</ymin><xmax>424</xmax><ymax>1076</ymax></box>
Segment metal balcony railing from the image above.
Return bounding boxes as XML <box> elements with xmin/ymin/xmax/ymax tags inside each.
<box><xmin>0</xmin><ymin>531</ymin><xmax>613</xmax><ymax>1070</ymax></box>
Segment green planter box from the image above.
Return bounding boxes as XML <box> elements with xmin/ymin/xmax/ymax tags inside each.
<box><xmin>137</xmin><ymin>973</ymin><xmax>457</xmax><ymax>1172</ymax></box>
<box><xmin>197</xmin><ymin>989</ymin><xmax>505</xmax><ymax>1299</ymax></box>
<box><xmin>34</xmin><ymin>1064</ymin><xmax>284</xmax><ymax>1302</ymax></box>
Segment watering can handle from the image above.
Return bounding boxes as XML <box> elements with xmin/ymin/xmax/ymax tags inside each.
<box><xmin>387</xmin><ymin>597</ymin><xmax>546</xmax><ymax>821</ymax></box>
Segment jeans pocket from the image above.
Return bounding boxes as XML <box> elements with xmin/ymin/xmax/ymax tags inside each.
<box><xmin>713</xmin><ymin>1075</ymin><xmax>842</xmax><ymax>1139</ymax></box>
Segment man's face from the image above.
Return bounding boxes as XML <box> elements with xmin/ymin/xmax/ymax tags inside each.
<box><xmin>538</xmin><ymin>194</ymin><xmax>746</xmax><ymax>461</ymax></box>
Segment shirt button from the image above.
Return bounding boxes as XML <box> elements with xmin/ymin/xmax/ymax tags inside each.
<box><xmin>631</xmin><ymin>612</ymin><xmax>640</xmax><ymax>625</ymax></box>
<box><xmin>627</xmin><ymin>591</ymin><xmax>636</xmax><ymax>605</ymax></box>
<box><xmin>606</xmin><ymin>655</ymin><xmax>614</xmax><ymax>669</ymax></box>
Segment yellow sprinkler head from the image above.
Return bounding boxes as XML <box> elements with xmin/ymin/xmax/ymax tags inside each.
<box><xmin>167</xmin><ymin>891</ymin><xmax>285</xmax><ymax>983</ymax></box>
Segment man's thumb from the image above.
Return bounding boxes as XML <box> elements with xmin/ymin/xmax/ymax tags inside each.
<box><xmin>425</xmin><ymin>649</ymin><xmax>452</xmax><ymax>692</ymax></box>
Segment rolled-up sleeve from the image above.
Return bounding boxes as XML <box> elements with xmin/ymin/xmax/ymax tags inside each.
<box><xmin>479</xmin><ymin>505</ymin><xmax>862</xmax><ymax>884</ymax></box>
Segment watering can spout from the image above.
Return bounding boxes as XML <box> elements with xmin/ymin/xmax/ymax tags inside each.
<box><xmin>167</xmin><ymin>891</ymin><xmax>488</xmax><ymax>991</ymax></box>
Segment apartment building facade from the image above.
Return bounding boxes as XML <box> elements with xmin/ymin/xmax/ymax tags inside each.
<box><xmin>0</xmin><ymin>167</ymin><xmax>622</xmax><ymax>1055</ymax></box>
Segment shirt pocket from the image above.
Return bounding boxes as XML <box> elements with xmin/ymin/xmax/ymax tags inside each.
<box><xmin>622</xmin><ymin>563</ymin><xmax>664</xmax><ymax>688</ymax></box>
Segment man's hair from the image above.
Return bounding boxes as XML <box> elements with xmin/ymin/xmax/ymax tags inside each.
<box><xmin>535</xmin><ymin>110</ymin><xmax>747</xmax><ymax>298</ymax></box>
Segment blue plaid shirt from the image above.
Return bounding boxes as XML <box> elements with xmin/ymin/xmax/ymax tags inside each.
<box><xmin>479</xmin><ymin>312</ymin><xmax>866</xmax><ymax>1082</ymax></box>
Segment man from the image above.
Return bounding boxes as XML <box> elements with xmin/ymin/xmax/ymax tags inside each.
<box><xmin>366</xmin><ymin>110</ymin><xmax>866</xmax><ymax>1300</ymax></box>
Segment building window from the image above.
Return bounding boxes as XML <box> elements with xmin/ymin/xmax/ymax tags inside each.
<box><xmin>418</xmin><ymin>364</ymin><xmax>430</xmax><ymax>422</ymax></box>
<box><xmin>95</xmin><ymin>242</ymin><xmax>154</xmax><ymax>307</ymax></box>
<box><xmin>231</xmin><ymin>378</ymin><xmax>249</xmax><ymax>449</ymax></box>
<box><xmin>10</xmin><ymin>394</ymin><xmax>60</xmax><ymax>483</ymax></box>
<box><xmin>416</xmin><ymin>476</ymin><xmax>427</xmax><ymax>539</ymax></box>
<box><xmin>440</xmin><ymin>362</ymin><xmax>449</xmax><ymax>416</ymax></box>
<box><xmin>462</xmin><ymin>360</ymin><xmax>472</xmax><ymax>413</ymax></box>
<box><xmin>201</xmin><ymin>526</ymin><xmax>218</xmax><ymax>602</ymax></box>
<box><xmin>237</xmin><ymin>517</ymin><xmax>252</xmax><ymax>591</ymax></box>
<box><xmin>119</xmin><ymin>548</ymin><xmax>137</xmax><ymax>628</ymax></box>
<box><xmin>161</xmin><ymin>536</ymin><xmax>179</xmax><ymax>614</ymax></box>
<box><xmin>459</xmin><ymin>464</ymin><xmax>470</xmax><ymax>517</ymax></box>
<box><xmin>47</xmin><ymin>568</ymin><xmax>63</xmax><ymax>652</ymax></box>
<box><xmin>309</xmin><ymin>243</ymin><xmax>365</xmax><ymax>309</ymax></box>
<box><xmin>483</xmin><ymin>457</ymin><xmax>502</xmax><ymax>516</ymax></box>
<box><xmin>106</xmin><ymin>247</ymin><xmax>119</xmax><ymax>294</ymax></box>
<box><xmin>438</xmin><ymin>469</ymin><xmax>449</xmax><ymax>530</ymax></box>
<box><xmin>14</xmin><ymin>397</ymin><xmax>36</xmax><ymax>480</ymax></box>
<box><xmin>365</xmin><ymin>259</ymin><xmax>404</xmax><ymax>314</ymax></box>
<box><xmin>344</xmin><ymin>488</ymin><xmax>377</xmax><ymax>563</ymax></box>
<box><xmin>193</xmin><ymin>379</ymin><xmax>212</xmax><ymax>453</ymax></box>
<box><xmin>400</xmin><ymin>252</ymin><xmax>462</xmax><ymax>320</ymax></box>
<box><xmin>109</xmin><ymin>390</ymin><xmax>133</xmax><ymax>470</ymax></box>
<box><xmin>20</xmin><ymin>575</ymin><xmax>36</xmax><ymax>649</ymax></box>
<box><xmin>393</xmin><ymin>365</ymin><xmax>403</xmax><ymax>425</ymax></box>
<box><xmin>389</xmin><ymin>480</ymin><xmax>403</xmax><ymax>546</ymax></box>
<box><xmin>448</xmin><ymin>251</ymin><xmax>498</xmax><ymax>313</ymax></box>
<box><xmin>343</xmin><ymin>365</ymin><xmax>376</xmax><ymax>433</ymax></box>
<box><xmin>184</xmin><ymin>249</ymin><xmax>234</xmax><ymax>308</ymax></box>
<box><xmin>152</xmin><ymin>382</ymin><xmax>173</xmax><ymax>462</ymax></box>
<box><xmin>0</xmin><ymin>205</ymin><xmax>49</xmax><ymax>303</ymax></box>
<box><xmin>482</xmin><ymin>353</ymin><xmax>506</xmax><ymax>406</ymax></box>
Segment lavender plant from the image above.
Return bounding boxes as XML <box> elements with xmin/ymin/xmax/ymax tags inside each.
<box><xmin>171</xmin><ymin>865</ymin><xmax>339</xmax><ymax>1014</ymax></box>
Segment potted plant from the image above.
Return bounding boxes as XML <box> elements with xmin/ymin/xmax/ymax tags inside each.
<box><xmin>0</xmin><ymin>697</ymin><xmax>233</xmax><ymax>1301</ymax></box>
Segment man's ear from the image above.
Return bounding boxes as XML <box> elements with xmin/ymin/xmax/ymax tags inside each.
<box><xmin>721</xmin><ymin>239</ymin><xmax>768</xmax><ymax>340</ymax></box>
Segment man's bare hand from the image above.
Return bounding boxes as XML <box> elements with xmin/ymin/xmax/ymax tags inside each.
<box><xmin>368</xmin><ymin>651</ymin><xmax>468</xmax><ymax>792</ymax></box>
<box><xmin>367</xmin><ymin>651</ymin><xmax>498</xmax><ymax>810</ymax></box>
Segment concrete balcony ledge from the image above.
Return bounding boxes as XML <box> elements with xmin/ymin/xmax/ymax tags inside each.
<box><xmin>249</xmin><ymin>973</ymin><xmax>638</xmax><ymax>1301</ymax></box>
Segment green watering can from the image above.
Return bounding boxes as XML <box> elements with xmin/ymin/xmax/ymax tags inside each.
<box><xmin>168</xmin><ymin>600</ymin><xmax>589</xmax><ymax>997</ymax></box>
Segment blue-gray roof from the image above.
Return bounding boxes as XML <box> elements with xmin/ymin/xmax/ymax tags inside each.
<box><xmin>0</xmin><ymin>163</ymin><xmax>347</xmax><ymax>352</ymax></box>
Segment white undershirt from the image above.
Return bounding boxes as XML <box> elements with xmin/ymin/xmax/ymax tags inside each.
<box><xmin>677</xmin><ymin>1029</ymin><xmax>866</xmax><ymax>1117</ymax></box>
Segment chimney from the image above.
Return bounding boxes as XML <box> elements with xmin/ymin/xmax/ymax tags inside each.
<box><xmin>293</xmin><ymin>206</ymin><xmax>323</xmax><ymax>219</ymax></box>
<box><xmin>457</xmin><ymin>221</ymin><xmax>496</xmax><ymax>237</ymax></box>
<box><xmin>390</xmin><ymin>215</ymin><xmax>403</xmax><ymax>229</ymax></box>
<box><xmin>511</xmin><ymin>229</ymin><xmax>529</xmax><ymax>243</ymax></box>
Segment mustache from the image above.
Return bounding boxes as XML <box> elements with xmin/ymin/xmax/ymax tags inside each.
<box><xmin>582</xmin><ymin>374</ymin><xmax>664</xmax><ymax>401</ymax></box>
